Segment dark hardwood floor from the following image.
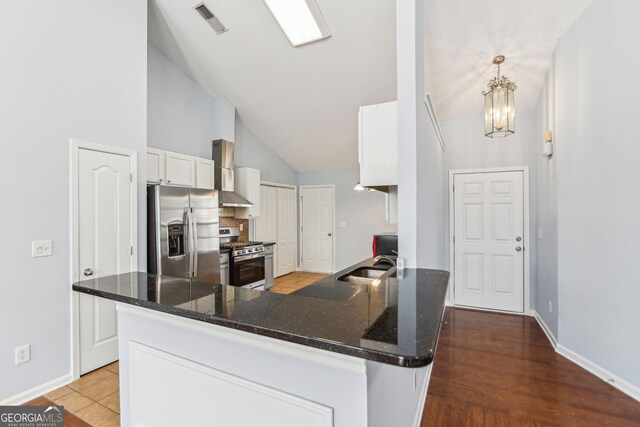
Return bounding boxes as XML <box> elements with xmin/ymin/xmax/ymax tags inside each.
<box><xmin>421</xmin><ymin>307</ymin><xmax>640</xmax><ymax>426</ymax></box>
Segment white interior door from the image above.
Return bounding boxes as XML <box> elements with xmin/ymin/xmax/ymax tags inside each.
<box><xmin>277</xmin><ymin>187</ymin><xmax>296</xmax><ymax>276</ymax></box>
<box><xmin>77</xmin><ymin>147</ymin><xmax>134</xmax><ymax>374</ymax></box>
<box><xmin>255</xmin><ymin>185</ymin><xmax>279</xmax><ymax>275</ymax></box>
<box><xmin>301</xmin><ymin>187</ymin><xmax>334</xmax><ymax>273</ymax></box>
<box><xmin>453</xmin><ymin>171</ymin><xmax>524</xmax><ymax>313</ymax></box>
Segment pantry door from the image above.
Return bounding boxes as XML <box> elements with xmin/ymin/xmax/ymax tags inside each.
<box><xmin>453</xmin><ymin>170</ymin><xmax>525</xmax><ymax>313</ymax></box>
<box><xmin>277</xmin><ymin>187</ymin><xmax>296</xmax><ymax>276</ymax></box>
<box><xmin>72</xmin><ymin>140</ymin><xmax>137</xmax><ymax>375</ymax></box>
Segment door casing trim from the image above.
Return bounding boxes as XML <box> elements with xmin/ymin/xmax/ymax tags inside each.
<box><xmin>448</xmin><ymin>166</ymin><xmax>531</xmax><ymax>315</ymax></box>
<box><xmin>70</xmin><ymin>138</ymin><xmax>138</xmax><ymax>380</ymax></box>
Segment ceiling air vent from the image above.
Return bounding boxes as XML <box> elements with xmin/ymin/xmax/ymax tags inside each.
<box><xmin>194</xmin><ymin>3</ymin><xmax>228</xmax><ymax>35</ymax></box>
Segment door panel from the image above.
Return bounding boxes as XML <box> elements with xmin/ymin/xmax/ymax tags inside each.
<box><xmin>158</xmin><ymin>186</ymin><xmax>191</xmax><ymax>279</ymax></box>
<box><xmin>78</xmin><ymin>148</ymin><xmax>132</xmax><ymax>374</ymax></box>
<box><xmin>454</xmin><ymin>171</ymin><xmax>524</xmax><ymax>312</ymax></box>
<box><xmin>277</xmin><ymin>187</ymin><xmax>296</xmax><ymax>276</ymax></box>
<box><xmin>301</xmin><ymin>187</ymin><xmax>334</xmax><ymax>273</ymax></box>
<box><xmin>189</xmin><ymin>189</ymin><xmax>220</xmax><ymax>283</ymax></box>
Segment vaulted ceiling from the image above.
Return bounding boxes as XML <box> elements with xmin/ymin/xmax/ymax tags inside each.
<box><xmin>148</xmin><ymin>0</ymin><xmax>594</xmax><ymax>172</ymax></box>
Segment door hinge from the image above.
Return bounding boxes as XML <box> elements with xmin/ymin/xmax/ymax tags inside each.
<box><xmin>452</xmin><ymin>184</ymin><xmax>455</xmax><ymax>192</ymax></box>
<box><xmin>453</xmin><ymin>235</ymin><xmax>455</xmax><ymax>244</ymax></box>
<box><xmin>301</xmin><ymin>226</ymin><xmax>303</xmax><ymax>232</ymax></box>
<box><xmin>130</xmin><ymin>173</ymin><xmax>133</xmax><ymax>183</ymax></box>
<box><xmin>130</xmin><ymin>246</ymin><xmax>134</xmax><ymax>255</ymax></box>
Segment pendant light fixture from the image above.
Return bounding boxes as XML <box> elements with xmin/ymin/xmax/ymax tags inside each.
<box><xmin>482</xmin><ymin>55</ymin><xmax>517</xmax><ymax>138</ymax></box>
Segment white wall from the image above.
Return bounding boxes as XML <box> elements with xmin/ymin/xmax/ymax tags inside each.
<box><xmin>235</xmin><ymin>118</ymin><xmax>298</xmax><ymax>186</ymax></box>
<box><xmin>441</xmin><ymin>112</ymin><xmax>538</xmax><ymax>308</ymax></box>
<box><xmin>148</xmin><ymin>43</ymin><xmax>216</xmax><ymax>158</ymax></box>
<box><xmin>148</xmin><ymin>43</ymin><xmax>298</xmax><ymax>185</ymax></box>
<box><xmin>298</xmin><ymin>170</ymin><xmax>397</xmax><ymax>271</ymax></box>
<box><xmin>396</xmin><ymin>0</ymin><xmax>445</xmax><ymax>269</ymax></box>
<box><xmin>539</xmin><ymin>0</ymin><xmax>640</xmax><ymax>391</ymax></box>
<box><xmin>0</xmin><ymin>0</ymin><xmax>147</xmax><ymax>402</ymax></box>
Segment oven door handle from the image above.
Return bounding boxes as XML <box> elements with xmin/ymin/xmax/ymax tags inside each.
<box><xmin>234</xmin><ymin>253</ymin><xmax>265</xmax><ymax>262</ymax></box>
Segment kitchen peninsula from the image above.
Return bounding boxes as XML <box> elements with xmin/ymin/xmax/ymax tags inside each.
<box><xmin>73</xmin><ymin>259</ymin><xmax>449</xmax><ymax>427</ymax></box>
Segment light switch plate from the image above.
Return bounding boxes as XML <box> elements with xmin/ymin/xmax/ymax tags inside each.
<box><xmin>339</xmin><ymin>221</ymin><xmax>347</xmax><ymax>228</ymax></box>
<box><xmin>32</xmin><ymin>240</ymin><xmax>52</xmax><ymax>257</ymax></box>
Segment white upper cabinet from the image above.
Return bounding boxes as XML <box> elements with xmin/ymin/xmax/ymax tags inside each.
<box><xmin>164</xmin><ymin>151</ymin><xmax>196</xmax><ymax>187</ymax></box>
<box><xmin>235</xmin><ymin>167</ymin><xmax>261</xmax><ymax>218</ymax></box>
<box><xmin>358</xmin><ymin>101</ymin><xmax>398</xmax><ymax>186</ymax></box>
<box><xmin>146</xmin><ymin>148</ymin><xmax>165</xmax><ymax>184</ymax></box>
<box><xmin>195</xmin><ymin>158</ymin><xmax>215</xmax><ymax>190</ymax></box>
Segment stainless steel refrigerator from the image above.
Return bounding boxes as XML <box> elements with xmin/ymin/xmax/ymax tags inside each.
<box><xmin>147</xmin><ymin>185</ymin><xmax>220</xmax><ymax>283</ymax></box>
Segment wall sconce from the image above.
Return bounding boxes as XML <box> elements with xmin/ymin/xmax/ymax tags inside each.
<box><xmin>543</xmin><ymin>130</ymin><xmax>553</xmax><ymax>157</ymax></box>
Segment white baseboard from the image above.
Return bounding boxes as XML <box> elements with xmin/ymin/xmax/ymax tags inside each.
<box><xmin>556</xmin><ymin>344</ymin><xmax>640</xmax><ymax>403</ymax></box>
<box><xmin>531</xmin><ymin>310</ymin><xmax>558</xmax><ymax>349</ymax></box>
<box><xmin>532</xmin><ymin>311</ymin><xmax>640</xmax><ymax>403</ymax></box>
<box><xmin>0</xmin><ymin>372</ymin><xmax>73</xmax><ymax>405</ymax></box>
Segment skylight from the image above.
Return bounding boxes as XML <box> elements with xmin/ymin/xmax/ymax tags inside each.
<box><xmin>263</xmin><ymin>0</ymin><xmax>331</xmax><ymax>47</ymax></box>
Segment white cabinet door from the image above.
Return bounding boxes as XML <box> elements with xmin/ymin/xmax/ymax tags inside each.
<box><xmin>195</xmin><ymin>158</ymin><xmax>215</xmax><ymax>189</ymax></box>
<box><xmin>358</xmin><ymin>101</ymin><xmax>398</xmax><ymax>187</ymax></box>
<box><xmin>235</xmin><ymin>167</ymin><xmax>261</xmax><ymax>218</ymax></box>
<box><xmin>453</xmin><ymin>171</ymin><xmax>525</xmax><ymax>313</ymax></box>
<box><xmin>277</xmin><ymin>187</ymin><xmax>296</xmax><ymax>276</ymax></box>
<box><xmin>165</xmin><ymin>151</ymin><xmax>196</xmax><ymax>187</ymax></box>
<box><xmin>147</xmin><ymin>148</ymin><xmax>165</xmax><ymax>184</ymax></box>
<box><xmin>77</xmin><ymin>148</ymin><xmax>134</xmax><ymax>374</ymax></box>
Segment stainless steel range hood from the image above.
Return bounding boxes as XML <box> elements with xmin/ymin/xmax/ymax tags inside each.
<box><xmin>212</xmin><ymin>139</ymin><xmax>253</xmax><ymax>208</ymax></box>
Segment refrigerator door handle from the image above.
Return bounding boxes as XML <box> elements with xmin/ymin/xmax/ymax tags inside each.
<box><xmin>191</xmin><ymin>209</ymin><xmax>198</xmax><ymax>279</ymax></box>
<box><xmin>185</xmin><ymin>208</ymin><xmax>194</xmax><ymax>278</ymax></box>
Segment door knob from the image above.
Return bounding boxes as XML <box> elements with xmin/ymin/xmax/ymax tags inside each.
<box><xmin>515</xmin><ymin>236</ymin><xmax>522</xmax><ymax>242</ymax></box>
<box><xmin>515</xmin><ymin>246</ymin><xmax>522</xmax><ymax>252</ymax></box>
<box><xmin>328</xmin><ymin>233</ymin><xmax>332</xmax><ymax>237</ymax></box>
<box><xmin>83</xmin><ymin>268</ymin><xmax>94</xmax><ymax>276</ymax></box>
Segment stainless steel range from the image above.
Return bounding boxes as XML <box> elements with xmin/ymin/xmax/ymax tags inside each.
<box><xmin>220</xmin><ymin>227</ymin><xmax>266</xmax><ymax>290</ymax></box>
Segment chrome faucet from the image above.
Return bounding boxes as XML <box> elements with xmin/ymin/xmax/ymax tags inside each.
<box><xmin>373</xmin><ymin>255</ymin><xmax>396</xmax><ymax>266</ymax></box>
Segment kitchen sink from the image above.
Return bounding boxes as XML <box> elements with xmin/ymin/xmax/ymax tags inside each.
<box><xmin>338</xmin><ymin>267</ymin><xmax>388</xmax><ymax>285</ymax></box>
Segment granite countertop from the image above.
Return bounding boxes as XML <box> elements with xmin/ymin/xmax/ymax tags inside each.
<box><xmin>72</xmin><ymin>259</ymin><xmax>449</xmax><ymax>367</ymax></box>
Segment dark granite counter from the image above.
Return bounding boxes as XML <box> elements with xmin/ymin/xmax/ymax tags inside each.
<box><xmin>73</xmin><ymin>259</ymin><xmax>449</xmax><ymax>367</ymax></box>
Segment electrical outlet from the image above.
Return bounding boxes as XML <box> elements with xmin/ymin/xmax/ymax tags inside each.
<box><xmin>32</xmin><ymin>240</ymin><xmax>52</xmax><ymax>257</ymax></box>
<box><xmin>548</xmin><ymin>301</ymin><xmax>553</xmax><ymax>314</ymax></box>
<box><xmin>239</xmin><ymin>223</ymin><xmax>244</xmax><ymax>231</ymax></box>
<box><xmin>15</xmin><ymin>345</ymin><xmax>30</xmax><ymax>365</ymax></box>
<box><xmin>340</xmin><ymin>221</ymin><xmax>347</xmax><ymax>228</ymax></box>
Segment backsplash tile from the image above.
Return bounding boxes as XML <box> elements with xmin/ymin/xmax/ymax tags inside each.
<box><xmin>220</xmin><ymin>216</ymin><xmax>249</xmax><ymax>241</ymax></box>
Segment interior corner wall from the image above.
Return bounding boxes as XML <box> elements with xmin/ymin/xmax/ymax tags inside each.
<box><xmin>0</xmin><ymin>0</ymin><xmax>147</xmax><ymax>402</ymax></box>
<box><xmin>441</xmin><ymin>111</ymin><xmax>538</xmax><ymax>309</ymax></box>
<box><xmin>543</xmin><ymin>0</ymin><xmax>640</xmax><ymax>391</ymax></box>
<box><xmin>147</xmin><ymin>42</ymin><xmax>298</xmax><ymax>186</ymax></box>
<box><xmin>297</xmin><ymin>170</ymin><xmax>397</xmax><ymax>271</ymax></box>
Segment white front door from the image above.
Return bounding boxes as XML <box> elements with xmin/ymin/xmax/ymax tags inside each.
<box><xmin>301</xmin><ymin>187</ymin><xmax>334</xmax><ymax>273</ymax></box>
<box><xmin>277</xmin><ymin>187</ymin><xmax>296</xmax><ymax>276</ymax></box>
<box><xmin>77</xmin><ymin>147</ymin><xmax>134</xmax><ymax>374</ymax></box>
<box><xmin>453</xmin><ymin>171</ymin><xmax>525</xmax><ymax>313</ymax></box>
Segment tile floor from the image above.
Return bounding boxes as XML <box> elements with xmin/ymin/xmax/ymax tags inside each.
<box><xmin>40</xmin><ymin>362</ymin><xmax>120</xmax><ymax>426</ymax></box>
<box><xmin>270</xmin><ymin>271</ymin><xmax>329</xmax><ymax>294</ymax></box>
